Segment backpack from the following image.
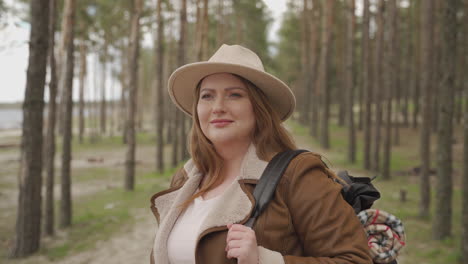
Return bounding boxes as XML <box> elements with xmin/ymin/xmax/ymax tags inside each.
<box><xmin>244</xmin><ymin>149</ymin><xmax>397</xmax><ymax>264</ymax></box>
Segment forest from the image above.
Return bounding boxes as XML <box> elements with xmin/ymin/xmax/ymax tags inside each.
<box><xmin>0</xmin><ymin>0</ymin><xmax>467</xmax><ymax>263</ymax></box>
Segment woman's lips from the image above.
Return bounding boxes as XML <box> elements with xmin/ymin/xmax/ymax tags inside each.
<box><xmin>210</xmin><ymin>119</ymin><xmax>233</xmax><ymax>127</ymax></box>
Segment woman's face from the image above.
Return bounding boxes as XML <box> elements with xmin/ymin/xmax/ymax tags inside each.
<box><xmin>197</xmin><ymin>73</ymin><xmax>256</xmax><ymax>147</ymax></box>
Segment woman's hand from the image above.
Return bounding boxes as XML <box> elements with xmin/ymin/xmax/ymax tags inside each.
<box><xmin>225</xmin><ymin>223</ymin><xmax>259</xmax><ymax>264</ymax></box>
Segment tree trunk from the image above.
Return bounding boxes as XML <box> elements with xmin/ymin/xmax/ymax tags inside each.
<box><xmin>10</xmin><ymin>0</ymin><xmax>49</xmax><ymax>257</ymax></box>
<box><xmin>462</xmin><ymin>0</ymin><xmax>468</xmax><ymax>255</ymax></box>
<box><xmin>433</xmin><ymin>0</ymin><xmax>457</xmax><ymax>240</ymax></box>
<box><xmin>155</xmin><ymin>0</ymin><xmax>164</xmax><ymax>173</ymax></box>
<box><xmin>411</xmin><ymin>0</ymin><xmax>421</xmax><ymax>129</ymax></box>
<box><xmin>402</xmin><ymin>1</ymin><xmax>412</xmax><ymax>128</ymax></box>
<box><xmin>179</xmin><ymin>0</ymin><xmax>188</xmax><ymax>161</ymax></box>
<box><xmin>307</xmin><ymin>1</ymin><xmax>320</xmax><ymax>138</ymax></box>
<box><xmin>310</xmin><ymin>1</ymin><xmax>321</xmax><ymax>138</ymax></box>
<box><xmin>100</xmin><ymin>48</ymin><xmax>107</xmax><ymax>135</ymax></box>
<box><xmin>318</xmin><ymin>0</ymin><xmax>334</xmax><ymax>149</ymax></box>
<box><xmin>216</xmin><ymin>0</ymin><xmax>225</xmax><ymax>46</ymax></box>
<box><xmin>172</xmin><ymin>110</ymin><xmax>180</xmax><ymax>167</ymax></box>
<box><xmin>431</xmin><ymin>0</ymin><xmax>443</xmax><ymax>134</ymax></box>
<box><xmin>300</xmin><ymin>0</ymin><xmax>310</xmax><ymax>125</ymax></box>
<box><xmin>371</xmin><ymin>0</ymin><xmax>385</xmax><ymax>173</ymax></box>
<box><xmin>382</xmin><ymin>0</ymin><xmax>397</xmax><ymax>180</ymax></box>
<box><xmin>59</xmin><ymin>0</ymin><xmax>75</xmax><ymax>229</ymax></box>
<box><xmin>44</xmin><ymin>0</ymin><xmax>57</xmax><ymax>237</ymax></box>
<box><xmin>346</xmin><ymin>0</ymin><xmax>356</xmax><ymax>163</ymax></box>
<box><xmin>125</xmin><ymin>0</ymin><xmax>142</xmax><ymax>191</ymax></box>
<box><xmin>419</xmin><ymin>0</ymin><xmax>435</xmax><ymax>218</ymax></box>
<box><xmin>195</xmin><ymin>0</ymin><xmax>208</xmax><ymax>60</ymax></box>
<box><xmin>78</xmin><ymin>40</ymin><xmax>86</xmax><ymax>143</ymax></box>
<box><xmin>362</xmin><ymin>0</ymin><xmax>372</xmax><ymax>170</ymax></box>
<box><xmin>120</xmin><ymin>49</ymin><xmax>128</xmax><ymax>143</ymax></box>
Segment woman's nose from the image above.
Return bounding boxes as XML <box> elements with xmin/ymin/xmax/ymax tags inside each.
<box><xmin>212</xmin><ymin>97</ymin><xmax>226</xmax><ymax>113</ymax></box>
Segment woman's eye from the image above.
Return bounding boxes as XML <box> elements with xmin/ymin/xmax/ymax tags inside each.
<box><xmin>230</xmin><ymin>93</ymin><xmax>242</xmax><ymax>98</ymax></box>
<box><xmin>200</xmin><ymin>94</ymin><xmax>212</xmax><ymax>99</ymax></box>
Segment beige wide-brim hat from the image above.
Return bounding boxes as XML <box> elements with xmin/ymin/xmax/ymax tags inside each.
<box><xmin>167</xmin><ymin>44</ymin><xmax>296</xmax><ymax>121</ymax></box>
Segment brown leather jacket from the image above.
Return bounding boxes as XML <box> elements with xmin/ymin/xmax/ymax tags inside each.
<box><xmin>150</xmin><ymin>144</ymin><xmax>372</xmax><ymax>264</ymax></box>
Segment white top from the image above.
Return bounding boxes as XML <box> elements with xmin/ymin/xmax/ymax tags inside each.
<box><xmin>167</xmin><ymin>194</ymin><xmax>221</xmax><ymax>264</ymax></box>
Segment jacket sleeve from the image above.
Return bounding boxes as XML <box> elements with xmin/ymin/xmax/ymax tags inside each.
<box><xmin>273</xmin><ymin>153</ymin><xmax>372</xmax><ymax>264</ymax></box>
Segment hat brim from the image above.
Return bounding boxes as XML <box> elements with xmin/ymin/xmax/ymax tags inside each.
<box><xmin>168</xmin><ymin>62</ymin><xmax>296</xmax><ymax>121</ymax></box>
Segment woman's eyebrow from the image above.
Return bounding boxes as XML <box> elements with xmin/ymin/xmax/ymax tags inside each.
<box><xmin>200</xmin><ymin>86</ymin><xmax>246</xmax><ymax>92</ymax></box>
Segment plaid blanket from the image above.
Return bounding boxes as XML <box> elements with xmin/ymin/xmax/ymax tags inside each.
<box><xmin>357</xmin><ymin>209</ymin><xmax>406</xmax><ymax>264</ymax></box>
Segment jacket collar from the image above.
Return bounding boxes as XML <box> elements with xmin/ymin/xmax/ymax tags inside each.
<box><xmin>152</xmin><ymin>143</ymin><xmax>268</xmax><ymax>263</ymax></box>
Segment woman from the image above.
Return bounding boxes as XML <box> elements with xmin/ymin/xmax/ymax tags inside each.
<box><xmin>150</xmin><ymin>44</ymin><xmax>372</xmax><ymax>264</ymax></box>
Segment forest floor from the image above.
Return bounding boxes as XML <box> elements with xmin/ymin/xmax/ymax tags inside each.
<box><xmin>0</xmin><ymin>119</ymin><xmax>465</xmax><ymax>264</ymax></box>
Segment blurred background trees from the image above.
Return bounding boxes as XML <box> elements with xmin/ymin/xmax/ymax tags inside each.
<box><xmin>3</xmin><ymin>0</ymin><xmax>468</xmax><ymax>262</ymax></box>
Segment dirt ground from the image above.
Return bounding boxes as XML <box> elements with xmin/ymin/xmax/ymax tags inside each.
<box><xmin>1</xmin><ymin>130</ymin><xmax>159</xmax><ymax>264</ymax></box>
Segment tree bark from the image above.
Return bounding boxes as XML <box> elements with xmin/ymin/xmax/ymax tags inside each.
<box><xmin>300</xmin><ymin>0</ymin><xmax>310</xmax><ymax>125</ymax></box>
<box><xmin>382</xmin><ymin>0</ymin><xmax>397</xmax><ymax>180</ymax></box>
<box><xmin>179</xmin><ymin>0</ymin><xmax>188</xmax><ymax>161</ymax></box>
<box><xmin>310</xmin><ymin>1</ymin><xmax>321</xmax><ymax>138</ymax></box>
<box><xmin>172</xmin><ymin>110</ymin><xmax>180</xmax><ymax>167</ymax></box>
<box><xmin>155</xmin><ymin>0</ymin><xmax>164</xmax><ymax>173</ymax></box>
<box><xmin>216</xmin><ymin>0</ymin><xmax>225</xmax><ymax>46</ymax></box>
<box><xmin>433</xmin><ymin>0</ymin><xmax>457</xmax><ymax>240</ymax></box>
<box><xmin>462</xmin><ymin>0</ymin><xmax>468</xmax><ymax>256</ymax></box>
<box><xmin>10</xmin><ymin>0</ymin><xmax>49</xmax><ymax>257</ymax></box>
<box><xmin>125</xmin><ymin>0</ymin><xmax>142</xmax><ymax>191</ymax></box>
<box><xmin>371</xmin><ymin>0</ymin><xmax>385</xmax><ymax>173</ymax></box>
<box><xmin>346</xmin><ymin>0</ymin><xmax>356</xmax><ymax>163</ymax></box>
<box><xmin>402</xmin><ymin>1</ymin><xmax>413</xmax><ymax>128</ymax></box>
<box><xmin>44</xmin><ymin>0</ymin><xmax>57</xmax><ymax>237</ymax></box>
<box><xmin>318</xmin><ymin>0</ymin><xmax>334</xmax><ymax>149</ymax></box>
<box><xmin>100</xmin><ymin>47</ymin><xmax>107</xmax><ymax>135</ymax></box>
<box><xmin>78</xmin><ymin>40</ymin><xmax>86</xmax><ymax>143</ymax></box>
<box><xmin>419</xmin><ymin>0</ymin><xmax>435</xmax><ymax>219</ymax></box>
<box><xmin>411</xmin><ymin>0</ymin><xmax>421</xmax><ymax>129</ymax></box>
<box><xmin>59</xmin><ymin>0</ymin><xmax>75</xmax><ymax>228</ymax></box>
<box><xmin>362</xmin><ymin>0</ymin><xmax>372</xmax><ymax>169</ymax></box>
<box><xmin>120</xmin><ymin>48</ymin><xmax>128</xmax><ymax>142</ymax></box>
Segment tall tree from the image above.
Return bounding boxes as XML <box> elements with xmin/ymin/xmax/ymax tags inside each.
<box><xmin>362</xmin><ymin>0</ymin><xmax>372</xmax><ymax>169</ymax></box>
<box><xmin>382</xmin><ymin>0</ymin><xmax>397</xmax><ymax>180</ymax></box>
<box><xmin>419</xmin><ymin>0</ymin><xmax>435</xmax><ymax>219</ymax></box>
<box><xmin>179</xmin><ymin>0</ymin><xmax>188</xmax><ymax>161</ymax></box>
<box><xmin>346</xmin><ymin>0</ymin><xmax>356</xmax><ymax>163</ymax></box>
<box><xmin>371</xmin><ymin>0</ymin><xmax>385</xmax><ymax>172</ymax></box>
<box><xmin>59</xmin><ymin>0</ymin><xmax>76</xmax><ymax>228</ymax></box>
<box><xmin>10</xmin><ymin>0</ymin><xmax>49</xmax><ymax>257</ymax></box>
<box><xmin>100</xmin><ymin>50</ymin><xmax>108</xmax><ymax>135</ymax></box>
<box><xmin>411</xmin><ymin>0</ymin><xmax>421</xmax><ymax>129</ymax></box>
<box><xmin>125</xmin><ymin>0</ymin><xmax>142</xmax><ymax>191</ymax></box>
<box><xmin>155</xmin><ymin>0</ymin><xmax>164</xmax><ymax>173</ymax></box>
<box><xmin>78</xmin><ymin>40</ymin><xmax>86</xmax><ymax>143</ymax></box>
<box><xmin>299</xmin><ymin>0</ymin><xmax>311</xmax><ymax>125</ymax></box>
<box><xmin>433</xmin><ymin>0</ymin><xmax>458</xmax><ymax>240</ymax></box>
<box><xmin>461</xmin><ymin>0</ymin><xmax>468</xmax><ymax>261</ymax></box>
<box><xmin>44</xmin><ymin>0</ymin><xmax>57</xmax><ymax>237</ymax></box>
<box><xmin>216</xmin><ymin>0</ymin><xmax>225</xmax><ymax>46</ymax></box>
<box><xmin>318</xmin><ymin>0</ymin><xmax>334</xmax><ymax>149</ymax></box>
<box><xmin>309</xmin><ymin>0</ymin><xmax>320</xmax><ymax>138</ymax></box>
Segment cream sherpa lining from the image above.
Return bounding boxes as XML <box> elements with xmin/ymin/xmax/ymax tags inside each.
<box><xmin>258</xmin><ymin>246</ymin><xmax>286</xmax><ymax>264</ymax></box>
<box><xmin>152</xmin><ymin>144</ymin><xmax>270</xmax><ymax>263</ymax></box>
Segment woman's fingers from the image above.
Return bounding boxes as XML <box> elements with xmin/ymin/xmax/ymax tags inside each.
<box><xmin>225</xmin><ymin>239</ymin><xmax>243</xmax><ymax>251</ymax></box>
<box><xmin>225</xmin><ymin>223</ymin><xmax>259</xmax><ymax>264</ymax></box>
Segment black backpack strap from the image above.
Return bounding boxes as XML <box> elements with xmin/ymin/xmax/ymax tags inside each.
<box><xmin>244</xmin><ymin>149</ymin><xmax>308</xmax><ymax>228</ymax></box>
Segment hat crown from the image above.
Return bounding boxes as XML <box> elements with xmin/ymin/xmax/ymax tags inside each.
<box><xmin>208</xmin><ymin>44</ymin><xmax>265</xmax><ymax>71</ymax></box>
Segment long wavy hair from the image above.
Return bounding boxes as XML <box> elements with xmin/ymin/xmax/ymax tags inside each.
<box><xmin>180</xmin><ymin>74</ymin><xmax>297</xmax><ymax>208</ymax></box>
